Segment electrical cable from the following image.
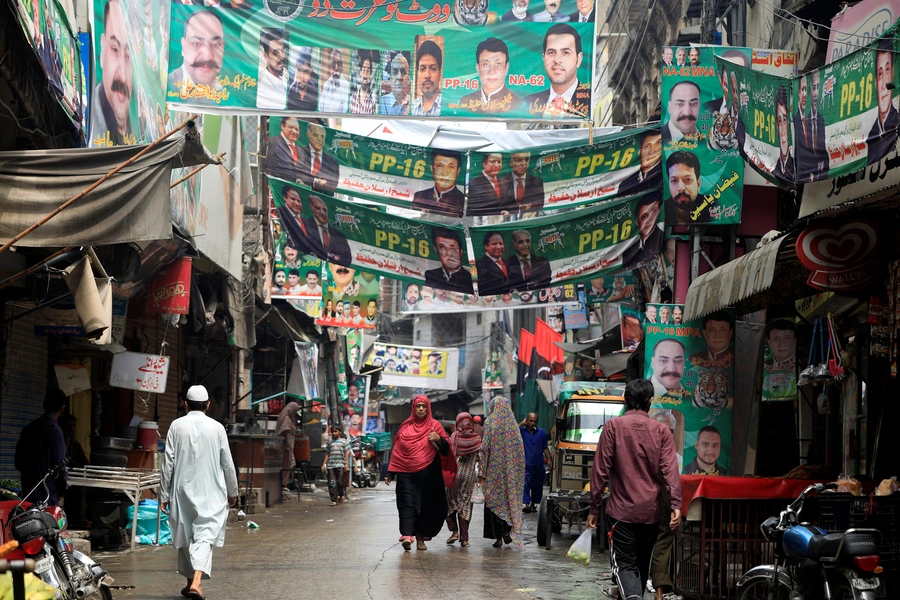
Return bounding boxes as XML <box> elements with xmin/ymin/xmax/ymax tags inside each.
<box><xmin>603</xmin><ymin>0</ymin><xmax>661</xmax><ymax>125</ymax></box>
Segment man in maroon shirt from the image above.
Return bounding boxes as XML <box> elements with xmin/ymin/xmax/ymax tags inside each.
<box><xmin>587</xmin><ymin>379</ymin><xmax>682</xmax><ymax>600</ymax></box>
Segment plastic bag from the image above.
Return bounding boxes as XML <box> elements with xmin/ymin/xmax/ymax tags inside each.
<box><xmin>566</xmin><ymin>528</ymin><xmax>592</xmax><ymax>566</ymax></box>
<box><xmin>125</xmin><ymin>499</ymin><xmax>171</xmax><ymax>545</ymax></box>
<box><xmin>471</xmin><ymin>484</ymin><xmax>485</xmax><ymax>504</ymax></box>
<box><xmin>836</xmin><ymin>474</ymin><xmax>862</xmax><ymax>496</ymax></box>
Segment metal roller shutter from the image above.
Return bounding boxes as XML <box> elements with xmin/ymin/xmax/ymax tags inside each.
<box><xmin>1</xmin><ymin>305</ymin><xmax>49</xmax><ymax>480</ymax></box>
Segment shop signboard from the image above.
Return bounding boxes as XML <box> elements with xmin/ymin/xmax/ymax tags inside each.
<box><xmin>826</xmin><ymin>0</ymin><xmax>900</xmax><ymax>64</ymax></box>
<box><xmin>399</xmin><ymin>282</ymin><xmax>577</xmax><ymax>313</ymax></box>
<box><xmin>644</xmin><ymin>304</ymin><xmax>734</xmax><ymax>476</ymax></box>
<box><xmin>36</xmin><ymin>295</ymin><xmax>127</xmax><ymax>342</ymax></box>
<box><xmin>166</xmin><ymin>4</ymin><xmax>594</xmax><ymax>122</ymax></box>
<box><xmin>269</xmin><ymin>177</ymin><xmax>472</xmax><ymax>293</ymax></box>
<box><xmin>90</xmin><ymin>0</ymin><xmax>170</xmax><ymax>146</ymax></box>
<box><xmin>367</xmin><ymin>343</ymin><xmax>460</xmax><ymax>391</ymax></box>
<box><xmin>146</xmin><ymin>257</ymin><xmax>192</xmax><ymax>314</ymax></box>
<box><xmin>722</xmin><ymin>22</ymin><xmax>900</xmax><ymax>187</ymax></box>
<box><xmin>795</xmin><ymin>219</ymin><xmax>882</xmax><ymax>291</ymax></box>
<box><xmin>762</xmin><ymin>317</ymin><xmax>798</xmax><ymax>402</ymax></box>
<box><xmin>468</xmin><ymin>191</ymin><xmax>665</xmax><ymax>294</ymax></box>
<box><xmin>110</xmin><ymin>352</ymin><xmax>170</xmax><ymax>393</ymax></box>
<box><xmin>661</xmin><ymin>46</ymin><xmax>748</xmax><ymax>225</ymax></box>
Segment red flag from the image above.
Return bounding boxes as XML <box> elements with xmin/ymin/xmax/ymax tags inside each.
<box><xmin>535</xmin><ymin>318</ymin><xmax>564</xmax><ymax>364</ymax></box>
<box><xmin>518</xmin><ymin>329</ymin><xmax>535</xmax><ymax>366</ymax></box>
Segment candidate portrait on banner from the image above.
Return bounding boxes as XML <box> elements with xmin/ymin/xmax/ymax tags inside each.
<box><xmin>525</xmin><ymin>24</ymin><xmax>590</xmax><ymax>119</ymax></box>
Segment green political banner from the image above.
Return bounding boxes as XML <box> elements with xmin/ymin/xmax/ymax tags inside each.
<box><xmin>268</xmin><ymin>177</ymin><xmax>474</xmax><ymax>293</ymax></box>
<box><xmin>721</xmin><ymin>25</ymin><xmax>900</xmax><ymax>185</ymax></box>
<box><xmin>467</xmin><ymin>126</ymin><xmax>661</xmax><ymax>216</ymax></box>
<box><xmin>399</xmin><ymin>282</ymin><xmax>578</xmax><ymax>312</ymax></box>
<box><xmin>469</xmin><ymin>191</ymin><xmax>665</xmax><ymax>294</ymax></box>
<box><xmin>91</xmin><ymin>0</ymin><xmax>170</xmax><ymax>146</ymax></box>
<box><xmin>266</xmin><ymin>117</ymin><xmax>468</xmax><ymax>217</ymax></box>
<box><xmin>661</xmin><ymin>46</ymin><xmax>748</xmax><ymax>225</ymax></box>
<box><xmin>165</xmin><ymin>4</ymin><xmax>594</xmax><ymax>122</ymax></box>
<box><xmin>762</xmin><ymin>317</ymin><xmax>798</xmax><ymax>402</ymax></box>
<box><xmin>585</xmin><ymin>272</ymin><xmax>635</xmax><ymax>304</ymax></box>
<box><xmin>316</xmin><ymin>264</ymin><xmax>380</xmax><ymax>330</ymax></box>
<box><xmin>644</xmin><ymin>304</ymin><xmax>734</xmax><ymax>476</ymax></box>
<box><xmin>270</xmin><ymin>214</ymin><xmax>324</xmax><ymax>301</ymax></box>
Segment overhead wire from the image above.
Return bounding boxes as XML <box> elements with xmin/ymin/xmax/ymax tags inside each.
<box><xmin>603</xmin><ymin>0</ymin><xmax>661</xmax><ymax>126</ymax></box>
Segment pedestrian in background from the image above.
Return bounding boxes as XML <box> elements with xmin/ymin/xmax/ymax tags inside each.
<box><xmin>518</xmin><ymin>412</ymin><xmax>552</xmax><ymax>512</ymax></box>
<box><xmin>482</xmin><ymin>396</ymin><xmax>525</xmax><ymax>549</ymax></box>
<box><xmin>15</xmin><ymin>388</ymin><xmax>68</xmax><ymax>506</ymax></box>
<box><xmin>161</xmin><ymin>385</ymin><xmax>239</xmax><ymax>600</ymax></box>
<box><xmin>321</xmin><ymin>425</ymin><xmax>350</xmax><ymax>506</ymax></box>
<box><xmin>276</xmin><ymin>400</ymin><xmax>301</xmax><ymax>488</ymax></box>
<box><xmin>445</xmin><ymin>412</ymin><xmax>484</xmax><ymax>547</ymax></box>
<box><xmin>586</xmin><ymin>379</ymin><xmax>682</xmax><ymax>600</ymax></box>
<box><xmin>472</xmin><ymin>415</ymin><xmax>485</xmax><ymax>437</ymax></box>
<box><xmin>385</xmin><ymin>395</ymin><xmax>450</xmax><ymax>551</ymax></box>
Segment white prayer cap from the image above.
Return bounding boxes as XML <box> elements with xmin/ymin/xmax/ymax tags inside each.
<box><xmin>186</xmin><ymin>385</ymin><xmax>209</xmax><ymax>402</ymax></box>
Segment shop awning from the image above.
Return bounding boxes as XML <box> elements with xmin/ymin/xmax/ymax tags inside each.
<box><xmin>684</xmin><ymin>231</ymin><xmax>816</xmax><ymax>320</ymax></box>
<box><xmin>0</xmin><ymin>136</ymin><xmax>214</xmax><ymax>247</ymax></box>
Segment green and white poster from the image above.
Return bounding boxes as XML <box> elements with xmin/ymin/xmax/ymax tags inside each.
<box><xmin>644</xmin><ymin>304</ymin><xmax>734</xmax><ymax>476</ymax></box>
<box><xmin>469</xmin><ymin>191</ymin><xmax>665</xmax><ymax>294</ymax></box>
<box><xmin>722</xmin><ymin>23</ymin><xmax>900</xmax><ymax>185</ymax></box>
<box><xmin>316</xmin><ymin>265</ymin><xmax>379</xmax><ymax>330</ymax></box>
<box><xmin>661</xmin><ymin>46</ymin><xmax>749</xmax><ymax>224</ymax></box>
<box><xmin>467</xmin><ymin>126</ymin><xmax>662</xmax><ymax>216</ymax></box>
<box><xmin>762</xmin><ymin>317</ymin><xmax>798</xmax><ymax>402</ymax></box>
<box><xmin>166</xmin><ymin>3</ymin><xmax>594</xmax><ymax>121</ymax></box>
<box><xmin>269</xmin><ymin>177</ymin><xmax>473</xmax><ymax>293</ymax></box>
<box><xmin>90</xmin><ymin>0</ymin><xmax>170</xmax><ymax>146</ymax></box>
<box><xmin>266</xmin><ymin>118</ymin><xmax>469</xmax><ymax>217</ymax></box>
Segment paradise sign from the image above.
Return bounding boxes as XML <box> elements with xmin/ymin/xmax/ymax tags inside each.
<box><xmin>166</xmin><ymin>3</ymin><xmax>594</xmax><ymax>122</ymax></box>
<box><xmin>644</xmin><ymin>304</ymin><xmax>735</xmax><ymax>476</ymax></box>
<box><xmin>269</xmin><ymin>177</ymin><xmax>474</xmax><ymax>293</ymax></box>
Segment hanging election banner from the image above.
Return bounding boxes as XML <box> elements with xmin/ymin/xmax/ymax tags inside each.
<box><xmin>316</xmin><ymin>265</ymin><xmax>380</xmax><ymax>330</ymax></box>
<box><xmin>469</xmin><ymin>191</ymin><xmax>665</xmax><ymax>294</ymax></box>
<box><xmin>721</xmin><ymin>25</ymin><xmax>900</xmax><ymax>186</ymax></box>
<box><xmin>269</xmin><ymin>177</ymin><xmax>474</xmax><ymax>293</ymax></box>
<box><xmin>644</xmin><ymin>304</ymin><xmax>734</xmax><ymax>475</ymax></box>
<box><xmin>270</xmin><ymin>216</ymin><xmax>325</xmax><ymax>300</ymax></box>
<box><xmin>484</xmin><ymin>350</ymin><xmax>506</xmax><ymax>390</ymax></box>
<box><xmin>165</xmin><ymin>4</ymin><xmax>594</xmax><ymax>122</ymax></box>
<box><xmin>620</xmin><ymin>305</ymin><xmax>643</xmax><ymax>350</ymax></box>
<box><xmin>265</xmin><ymin>118</ymin><xmax>469</xmax><ymax>217</ymax></box>
<box><xmin>399</xmin><ymin>282</ymin><xmax>578</xmax><ymax>313</ymax></box>
<box><xmin>467</xmin><ymin>126</ymin><xmax>661</xmax><ymax>216</ymax></box>
<box><xmin>762</xmin><ymin>317</ymin><xmax>798</xmax><ymax>402</ymax></box>
<box><xmin>661</xmin><ymin>46</ymin><xmax>749</xmax><ymax>225</ymax></box>
<box><xmin>90</xmin><ymin>0</ymin><xmax>170</xmax><ymax>146</ymax></box>
<box><xmin>367</xmin><ymin>343</ymin><xmax>460</xmax><ymax>391</ymax></box>
<box><xmin>585</xmin><ymin>272</ymin><xmax>635</xmax><ymax>304</ymax></box>
<box><xmin>341</xmin><ymin>374</ymin><xmax>370</xmax><ymax>437</ymax></box>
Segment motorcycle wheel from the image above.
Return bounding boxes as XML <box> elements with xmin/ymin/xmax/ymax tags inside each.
<box><xmin>736</xmin><ymin>576</ymin><xmax>791</xmax><ymax>600</ymax></box>
<box><xmin>83</xmin><ymin>584</ymin><xmax>114</xmax><ymax>600</ymax></box>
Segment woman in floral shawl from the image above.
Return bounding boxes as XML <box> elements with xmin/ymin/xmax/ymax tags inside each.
<box><xmin>386</xmin><ymin>395</ymin><xmax>451</xmax><ymax>551</ymax></box>
<box><xmin>445</xmin><ymin>412</ymin><xmax>484</xmax><ymax>547</ymax></box>
<box><xmin>482</xmin><ymin>396</ymin><xmax>526</xmax><ymax>549</ymax></box>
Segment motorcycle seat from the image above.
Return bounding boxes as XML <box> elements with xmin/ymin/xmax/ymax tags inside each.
<box><xmin>807</xmin><ymin>532</ymin><xmax>877</xmax><ymax>560</ymax></box>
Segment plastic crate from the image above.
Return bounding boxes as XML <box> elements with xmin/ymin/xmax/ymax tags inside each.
<box><xmin>363</xmin><ymin>432</ymin><xmax>392</xmax><ymax>451</ymax></box>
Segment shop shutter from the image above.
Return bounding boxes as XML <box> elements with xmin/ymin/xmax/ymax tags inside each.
<box><xmin>1</xmin><ymin>306</ymin><xmax>49</xmax><ymax>480</ymax></box>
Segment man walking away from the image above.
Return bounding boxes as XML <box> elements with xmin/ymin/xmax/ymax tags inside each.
<box><xmin>15</xmin><ymin>388</ymin><xmax>69</xmax><ymax>505</ymax></box>
<box><xmin>518</xmin><ymin>412</ymin><xmax>552</xmax><ymax>513</ymax></box>
<box><xmin>161</xmin><ymin>385</ymin><xmax>238</xmax><ymax>600</ymax></box>
<box><xmin>321</xmin><ymin>425</ymin><xmax>351</xmax><ymax>506</ymax></box>
<box><xmin>587</xmin><ymin>379</ymin><xmax>682</xmax><ymax>600</ymax></box>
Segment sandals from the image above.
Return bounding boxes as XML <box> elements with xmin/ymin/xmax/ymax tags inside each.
<box><xmin>416</xmin><ymin>541</ymin><xmax>427</xmax><ymax>550</ymax></box>
<box><xmin>446</xmin><ymin>531</ymin><xmax>459</xmax><ymax>544</ymax></box>
<box><xmin>503</xmin><ymin>534</ymin><xmax>513</xmax><ymax>545</ymax></box>
<box><xmin>185</xmin><ymin>590</ymin><xmax>206</xmax><ymax>600</ymax></box>
<box><xmin>180</xmin><ymin>588</ymin><xmax>190</xmax><ymax>598</ymax></box>
<box><xmin>492</xmin><ymin>539</ymin><xmax>503</xmax><ymax>548</ymax></box>
<box><xmin>601</xmin><ymin>587</ymin><xmax>619</xmax><ymax>600</ymax></box>
<box><xmin>400</xmin><ymin>537</ymin><xmax>412</xmax><ymax>551</ymax></box>
<box><xmin>460</xmin><ymin>541</ymin><xmax>470</xmax><ymax>547</ymax></box>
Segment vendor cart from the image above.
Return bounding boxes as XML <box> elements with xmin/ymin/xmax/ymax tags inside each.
<box><xmin>537</xmin><ymin>382</ymin><xmax>625</xmax><ymax>549</ymax></box>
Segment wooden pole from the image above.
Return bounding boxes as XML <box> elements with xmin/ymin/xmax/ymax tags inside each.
<box><xmin>169</xmin><ymin>152</ymin><xmax>226</xmax><ymax>189</ymax></box>
<box><xmin>0</xmin><ymin>116</ymin><xmax>198</xmax><ymax>256</ymax></box>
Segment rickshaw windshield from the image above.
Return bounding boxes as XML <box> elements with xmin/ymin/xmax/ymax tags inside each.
<box><xmin>559</xmin><ymin>401</ymin><xmax>623</xmax><ymax>444</ymax></box>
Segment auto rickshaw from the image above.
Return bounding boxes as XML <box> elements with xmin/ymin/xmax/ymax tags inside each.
<box><xmin>537</xmin><ymin>381</ymin><xmax>625</xmax><ymax>549</ymax></box>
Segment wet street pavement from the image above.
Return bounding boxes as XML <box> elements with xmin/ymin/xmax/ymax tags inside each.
<box><xmin>97</xmin><ymin>484</ymin><xmax>652</xmax><ymax>600</ymax></box>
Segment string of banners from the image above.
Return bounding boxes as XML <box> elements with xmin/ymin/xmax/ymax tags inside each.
<box><xmin>269</xmin><ymin>176</ymin><xmax>664</xmax><ymax>294</ymax></box>
<box><xmin>264</xmin><ymin>118</ymin><xmax>661</xmax><ymax>217</ymax></box>
<box><xmin>717</xmin><ymin>19</ymin><xmax>900</xmax><ymax>186</ymax></box>
<box><xmin>165</xmin><ymin>3</ymin><xmax>595</xmax><ymax>122</ymax></box>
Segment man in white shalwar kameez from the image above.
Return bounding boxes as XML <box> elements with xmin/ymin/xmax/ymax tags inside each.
<box><xmin>161</xmin><ymin>385</ymin><xmax>238</xmax><ymax>600</ymax></box>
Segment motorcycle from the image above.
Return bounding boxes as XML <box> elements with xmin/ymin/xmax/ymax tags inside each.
<box><xmin>0</xmin><ymin>460</ymin><xmax>113</xmax><ymax>600</ymax></box>
<box><xmin>349</xmin><ymin>436</ymin><xmax>380</xmax><ymax>489</ymax></box>
<box><xmin>736</xmin><ymin>482</ymin><xmax>884</xmax><ymax>600</ymax></box>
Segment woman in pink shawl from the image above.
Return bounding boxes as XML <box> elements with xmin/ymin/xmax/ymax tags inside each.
<box><xmin>445</xmin><ymin>412</ymin><xmax>484</xmax><ymax>547</ymax></box>
<box><xmin>482</xmin><ymin>396</ymin><xmax>525</xmax><ymax>549</ymax></box>
<box><xmin>276</xmin><ymin>401</ymin><xmax>301</xmax><ymax>486</ymax></box>
<box><xmin>385</xmin><ymin>395</ymin><xmax>451</xmax><ymax>551</ymax></box>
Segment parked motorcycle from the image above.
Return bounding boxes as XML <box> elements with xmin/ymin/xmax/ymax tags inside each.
<box><xmin>736</xmin><ymin>482</ymin><xmax>884</xmax><ymax>600</ymax></box>
<box><xmin>0</xmin><ymin>460</ymin><xmax>113</xmax><ymax>600</ymax></box>
<box><xmin>349</xmin><ymin>436</ymin><xmax>380</xmax><ymax>488</ymax></box>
